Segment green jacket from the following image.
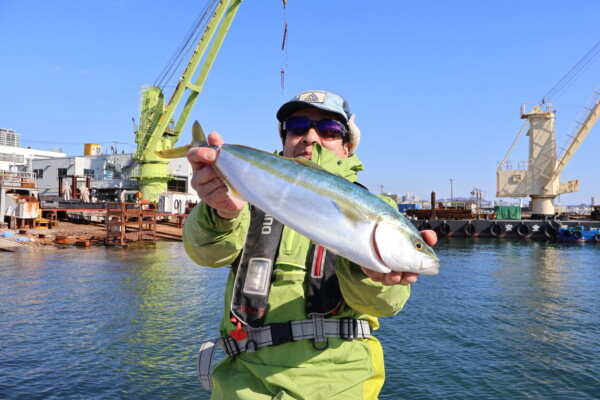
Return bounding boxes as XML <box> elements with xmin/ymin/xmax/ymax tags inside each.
<box><xmin>183</xmin><ymin>144</ymin><xmax>411</xmax><ymax>399</ymax></box>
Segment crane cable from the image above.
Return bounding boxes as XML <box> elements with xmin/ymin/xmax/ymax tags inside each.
<box><xmin>281</xmin><ymin>0</ymin><xmax>288</xmax><ymax>90</ymax></box>
<box><xmin>154</xmin><ymin>0</ymin><xmax>220</xmax><ymax>88</ymax></box>
<box><xmin>541</xmin><ymin>40</ymin><xmax>600</xmax><ymax>103</ymax></box>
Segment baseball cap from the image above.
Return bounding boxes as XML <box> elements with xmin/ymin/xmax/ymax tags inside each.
<box><xmin>276</xmin><ymin>90</ymin><xmax>361</xmax><ymax>153</ymax></box>
<box><xmin>276</xmin><ymin>90</ymin><xmax>351</xmax><ymax>123</ymax></box>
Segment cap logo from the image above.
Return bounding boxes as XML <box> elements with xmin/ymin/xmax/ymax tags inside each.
<box><xmin>298</xmin><ymin>92</ymin><xmax>325</xmax><ymax>104</ymax></box>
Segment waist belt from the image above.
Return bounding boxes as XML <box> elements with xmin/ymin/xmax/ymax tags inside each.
<box><xmin>197</xmin><ymin>315</ymin><xmax>372</xmax><ymax>390</ymax></box>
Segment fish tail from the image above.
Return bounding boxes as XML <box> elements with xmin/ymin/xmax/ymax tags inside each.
<box><xmin>155</xmin><ymin>120</ymin><xmax>207</xmax><ymax>159</ymax></box>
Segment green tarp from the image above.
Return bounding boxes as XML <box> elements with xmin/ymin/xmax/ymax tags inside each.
<box><xmin>495</xmin><ymin>205</ymin><xmax>521</xmax><ymax>220</ymax></box>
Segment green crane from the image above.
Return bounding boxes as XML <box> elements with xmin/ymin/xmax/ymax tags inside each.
<box><xmin>134</xmin><ymin>0</ymin><xmax>242</xmax><ymax>201</ymax></box>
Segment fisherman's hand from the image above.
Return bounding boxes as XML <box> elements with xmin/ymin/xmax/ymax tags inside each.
<box><xmin>188</xmin><ymin>131</ymin><xmax>246</xmax><ymax>219</ymax></box>
<box><xmin>361</xmin><ymin>229</ymin><xmax>437</xmax><ymax>286</ymax></box>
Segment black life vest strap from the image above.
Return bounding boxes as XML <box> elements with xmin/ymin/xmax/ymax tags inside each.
<box><xmin>231</xmin><ymin>206</ymin><xmax>284</xmax><ymax>328</ymax></box>
<box><xmin>306</xmin><ymin>245</ymin><xmax>341</xmax><ymax>316</ymax></box>
<box><xmin>231</xmin><ymin>203</ymin><xmax>346</xmax><ymax>327</ymax></box>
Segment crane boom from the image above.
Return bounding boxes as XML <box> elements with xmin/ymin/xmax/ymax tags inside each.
<box><xmin>134</xmin><ymin>0</ymin><xmax>242</xmax><ymax>201</ymax></box>
<box><xmin>550</xmin><ymin>85</ymin><xmax>600</xmax><ymax>182</ymax></box>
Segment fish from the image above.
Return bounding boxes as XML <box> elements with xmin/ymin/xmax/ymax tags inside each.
<box><xmin>157</xmin><ymin>121</ymin><xmax>439</xmax><ymax>275</ymax></box>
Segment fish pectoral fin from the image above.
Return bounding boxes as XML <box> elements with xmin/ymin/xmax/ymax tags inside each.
<box><xmin>191</xmin><ymin>120</ymin><xmax>208</xmax><ymax>146</ymax></box>
<box><xmin>155</xmin><ymin>144</ymin><xmax>191</xmax><ymax>159</ymax></box>
<box><xmin>332</xmin><ymin>198</ymin><xmax>366</xmax><ymax>222</ymax></box>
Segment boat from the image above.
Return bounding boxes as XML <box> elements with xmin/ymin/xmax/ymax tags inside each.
<box><xmin>557</xmin><ymin>226</ymin><xmax>600</xmax><ymax>243</ymax></box>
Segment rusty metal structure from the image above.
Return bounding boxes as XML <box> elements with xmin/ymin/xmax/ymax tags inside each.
<box><xmin>105</xmin><ymin>202</ymin><xmax>157</xmax><ymax>246</ymax></box>
<box><xmin>0</xmin><ymin>171</ymin><xmax>39</xmax><ymax>229</ymax></box>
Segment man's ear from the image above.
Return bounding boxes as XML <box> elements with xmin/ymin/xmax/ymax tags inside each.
<box><xmin>342</xmin><ymin>142</ymin><xmax>351</xmax><ymax>158</ymax></box>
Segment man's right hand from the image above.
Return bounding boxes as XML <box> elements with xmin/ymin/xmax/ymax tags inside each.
<box><xmin>187</xmin><ymin>131</ymin><xmax>246</xmax><ymax>219</ymax></box>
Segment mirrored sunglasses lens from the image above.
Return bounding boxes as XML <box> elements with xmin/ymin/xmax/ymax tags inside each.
<box><xmin>285</xmin><ymin>117</ymin><xmax>311</xmax><ymax>135</ymax></box>
<box><xmin>316</xmin><ymin>120</ymin><xmax>344</xmax><ymax>138</ymax></box>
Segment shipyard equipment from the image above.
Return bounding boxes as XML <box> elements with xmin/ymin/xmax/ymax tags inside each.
<box><xmin>134</xmin><ymin>0</ymin><xmax>242</xmax><ymax>201</ymax></box>
<box><xmin>497</xmin><ymin>84</ymin><xmax>600</xmax><ymax>218</ymax></box>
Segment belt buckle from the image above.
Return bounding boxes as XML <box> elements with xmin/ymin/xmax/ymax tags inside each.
<box><xmin>270</xmin><ymin>322</ymin><xmax>293</xmax><ymax>346</ymax></box>
<box><xmin>340</xmin><ymin>318</ymin><xmax>358</xmax><ymax>340</ymax></box>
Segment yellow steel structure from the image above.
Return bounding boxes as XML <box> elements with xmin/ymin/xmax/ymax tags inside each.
<box><xmin>134</xmin><ymin>0</ymin><xmax>242</xmax><ymax>201</ymax></box>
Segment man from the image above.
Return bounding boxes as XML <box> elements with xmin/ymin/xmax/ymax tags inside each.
<box><xmin>184</xmin><ymin>90</ymin><xmax>436</xmax><ymax>399</ymax></box>
<box><xmin>63</xmin><ymin>182</ymin><xmax>72</xmax><ymax>201</ymax></box>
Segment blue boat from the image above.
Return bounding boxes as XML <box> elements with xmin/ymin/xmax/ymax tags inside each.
<box><xmin>557</xmin><ymin>226</ymin><xmax>600</xmax><ymax>243</ymax></box>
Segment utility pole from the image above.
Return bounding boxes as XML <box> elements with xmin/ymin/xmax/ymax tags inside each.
<box><xmin>449</xmin><ymin>178</ymin><xmax>455</xmax><ymax>202</ymax></box>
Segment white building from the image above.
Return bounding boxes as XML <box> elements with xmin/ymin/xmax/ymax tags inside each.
<box><xmin>0</xmin><ymin>128</ymin><xmax>20</xmax><ymax>147</ymax></box>
<box><xmin>0</xmin><ymin>128</ymin><xmax>67</xmax><ymax>172</ymax></box>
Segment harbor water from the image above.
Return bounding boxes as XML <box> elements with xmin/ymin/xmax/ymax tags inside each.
<box><xmin>1</xmin><ymin>239</ymin><xmax>599</xmax><ymax>399</ymax></box>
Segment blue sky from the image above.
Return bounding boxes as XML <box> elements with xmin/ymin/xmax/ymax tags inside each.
<box><xmin>1</xmin><ymin>0</ymin><xmax>599</xmax><ymax>205</ymax></box>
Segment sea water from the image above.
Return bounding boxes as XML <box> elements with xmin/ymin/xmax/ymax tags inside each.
<box><xmin>1</xmin><ymin>239</ymin><xmax>598</xmax><ymax>399</ymax></box>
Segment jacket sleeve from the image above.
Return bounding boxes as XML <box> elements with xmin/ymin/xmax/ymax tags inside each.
<box><xmin>182</xmin><ymin>202</ymin><xmax>250</xmax><ymax>267</ymax></box>
<box><xmin>336</xmin><ymin>261</ymin><xmax>411</xmax><ymax>317</ymax></box>
<box><xmin>335</xmin><ymin>195</ymin><xmax>411</xmax><ymax>317</ymax></box>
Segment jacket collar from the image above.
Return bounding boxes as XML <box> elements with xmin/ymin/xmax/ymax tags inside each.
<box><xmin>309</xmin><ymin>143</ymin><xmax>363</xmax><ymax>183</ymax></box>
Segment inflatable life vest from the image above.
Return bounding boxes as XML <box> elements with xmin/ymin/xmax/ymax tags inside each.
<box><xmin>230</xmin><ymin>206</ymin><xmax>342</xmax><ymax>329</ymax></box>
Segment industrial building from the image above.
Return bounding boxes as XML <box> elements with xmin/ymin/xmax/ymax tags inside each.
<box><xmin>30</xmin><ymin>149</ymin><xmax>199</xmax><ymax>210</ymax></box>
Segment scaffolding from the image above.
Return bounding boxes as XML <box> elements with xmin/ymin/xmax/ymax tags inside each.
<box><xmin>105</xmin><ymin>202</ymin><xmax>157</xmax><ymax>246</ymax></box>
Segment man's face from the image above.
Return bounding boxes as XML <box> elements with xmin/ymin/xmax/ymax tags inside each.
<box><xmin>282</xmin><ymin>108</ymin><xmax>350</xmax><ymax>159</ymax></box>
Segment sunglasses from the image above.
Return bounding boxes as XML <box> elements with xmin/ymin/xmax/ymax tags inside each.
<box><xmin>283</xmin><ymin>116</ymin><xmax>347</xmax><ymax>139</ymax></box>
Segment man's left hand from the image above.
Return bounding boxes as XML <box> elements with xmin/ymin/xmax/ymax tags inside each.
<box><xmin>361</xmin><ymin>229</ymin><xmax>437</xmax><ymax>286</ymax></box>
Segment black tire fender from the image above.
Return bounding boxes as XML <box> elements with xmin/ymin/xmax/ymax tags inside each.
<box><xmin>516</xmin><ymin>223</ymin><xmax>530</xmax><ymax>237</ymax></box>
<box><xmin>438</xmin><ymin>223</ymin><xmax>451</xmax><ymax>236</ymax></box>
<box><xmin>543</xmin><ymin>223</ymin><xmax>557</xmax><ymax>239</ymax></box>
<box><xmin>563</xmin><ymin>229</ymin><xmax>572</xmax><ymax>238</ymax></box>
<box><xmin>463</xmin><ymin>223</ymin><xmax>476</xmax><ymax>236</ymax></box>
<box><xmin>490</xmin><ymin>223</ymin><xmax>502</xmax><ymax>237</ymax></box>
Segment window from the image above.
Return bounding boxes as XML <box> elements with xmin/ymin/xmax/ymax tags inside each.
<box><xmin>33</xmin><ymin>169</ymin><xmax>44</xmax><ymax>178</ymax></box>
<box><xmin>0</xmin><ymin>153</ymin><xmax>24</xmax><ymax>163</ymax></box>
<box><xmin>84</xmin><ymin>168</ymin><xmax>94</xmax><ymax>178</ymax></box>
<box><xmin>167</xmin><ymin>179</ymin><xmax>186</xmax><ymax>193</ymax></box>
<box><xmin>57</xmin><ymin>168</ymin><xmax>68</xmax><ymax>177</ymax></box>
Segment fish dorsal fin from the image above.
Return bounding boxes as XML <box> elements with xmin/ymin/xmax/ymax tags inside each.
<box><xmin>291</xmin><ymin>156</ymin><xmax>329</xmax><ymax>172</ymax></box>
<box><xmin>191</xmin><ymin>120</ymin><xmax>208</xmax><ymax>146</ymax></box>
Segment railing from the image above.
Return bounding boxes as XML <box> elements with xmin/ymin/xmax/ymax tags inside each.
<box><xmin>497</xmin><ymin>159</ymin><xmax>530</xmax><ymax>171</ymax></box>
<box><xmin>559</xmin><ymin>179</ymin><xmax>579</xmax><ymax>193</ymax></box>
<box><xmin>520</xmin><ymin>101</ymin><xmax>553</xmax><ymax>116</ymax></box>
<box><xmin>556</xmin><ymin>84</ymin><xmax>600</xmax><ymax>167</ymax></box>
<box><xmin>0</xmin><ymin>170</ymin><xmax>37</xmax><ymax>188</ymax></box>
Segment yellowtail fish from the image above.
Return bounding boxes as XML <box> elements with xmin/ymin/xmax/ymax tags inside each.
<box><xmin>157</xmin><ymin>121</ymin><xmax>439</xmax><ymax>275</ymax></box>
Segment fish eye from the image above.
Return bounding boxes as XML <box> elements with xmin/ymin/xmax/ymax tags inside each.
<box><xmin>414</xmin><ymin>240</ymin><xmax>424</xmax><ymax>251</ymax></box>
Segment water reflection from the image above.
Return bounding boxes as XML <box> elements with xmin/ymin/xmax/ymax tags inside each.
<box><xmin>2</xmin><ymin>240</ymin><xmax>598</xmax><ymax>400</ymax></box>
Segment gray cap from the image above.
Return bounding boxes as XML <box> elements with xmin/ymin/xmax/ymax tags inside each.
<box><xmin>276</xmin><ymin>90</ymin><xmax>361</xmax><ymax>153</ymax></box>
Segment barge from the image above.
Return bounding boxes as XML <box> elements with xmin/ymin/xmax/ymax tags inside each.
<box><xmin>409</xmin><ymin>218</ymin><xmax>600</xmax><ymax>240</ymax></box>
<box><xmin>557</xmin><ymin>226</ymin><xmax>600</xmax><ymax>243</ymax></box>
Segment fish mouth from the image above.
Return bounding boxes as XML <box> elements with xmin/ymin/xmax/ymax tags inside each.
<box><xmin>420</xmin><ymin>258</ymin><xmax>440</xmax><ymax>275</ymax></box>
